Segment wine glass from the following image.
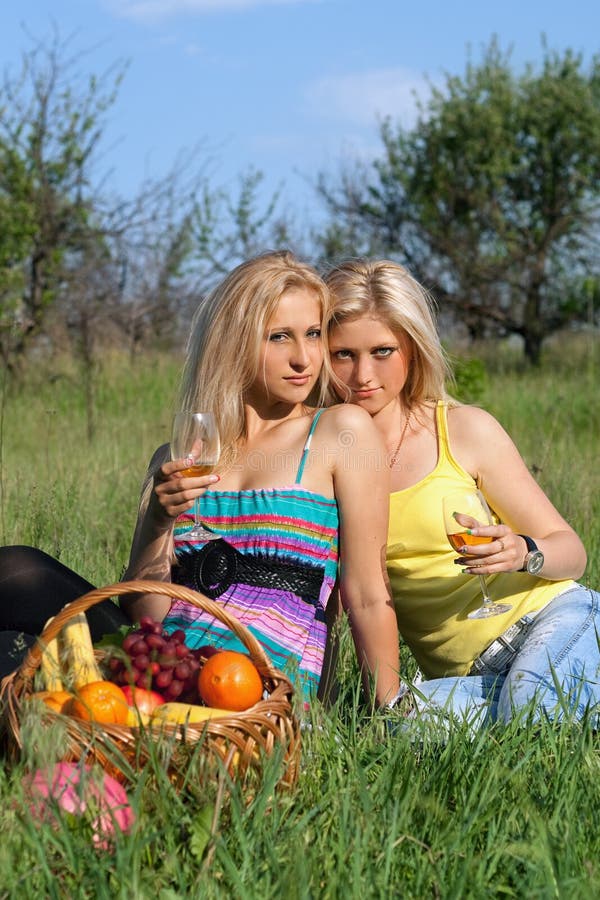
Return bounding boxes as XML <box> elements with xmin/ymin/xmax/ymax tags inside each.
<box><xmin>171</xmin><ymin>411</ymin><xmax>221</xmax><ymax>541</ymax></box>
<box><xmin>442</xmin><ymin>489</ymin><xmax>512</xmax><ymax>619</ymax></box>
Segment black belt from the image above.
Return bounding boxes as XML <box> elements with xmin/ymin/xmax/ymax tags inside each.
<box><xmin>172</xmin><ymin>538</ymin><xmax>325</xmax><ymax>620</ymax></box>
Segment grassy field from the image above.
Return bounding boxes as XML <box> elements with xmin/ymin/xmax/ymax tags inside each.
<box><xmin>0</xmin><ymin>335</ymin><xmax>599</xmax><ymax>899</ymax></box>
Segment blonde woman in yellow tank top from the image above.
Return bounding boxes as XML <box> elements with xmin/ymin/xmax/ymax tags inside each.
<box><xmin>324</xmin><ymin>258</ymin><xmax>599</xmax><ymax>727</ymax></box>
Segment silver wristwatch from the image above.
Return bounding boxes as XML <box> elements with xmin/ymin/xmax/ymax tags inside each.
<box><xmin>518</xmin><ymin>534</ymin><xmax>544</xmax><ymax>575</ymax></box>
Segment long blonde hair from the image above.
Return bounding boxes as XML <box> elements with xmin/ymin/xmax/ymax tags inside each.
<box><xmin>178</xmin><ymin>250</ymin><xmax>333</xmax><ymax>467</ymax></box>
<box><xmin>324</xmin><ymin>258</ymin><xmax>453</xmax><ymax>407</ymax></box>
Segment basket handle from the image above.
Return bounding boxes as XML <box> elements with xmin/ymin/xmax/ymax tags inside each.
<box><xmin>16</xmin><ymin>579</ymin><xmax>275</xmax><ymax>685</ymax></box>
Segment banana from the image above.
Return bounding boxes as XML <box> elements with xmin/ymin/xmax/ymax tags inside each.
<box><xmin>59</xmin><ymin>612</ymin><xmax>103</xmax><ymax>689</ymax></box>
<box><xmin>126</xmin><ymin>707</ymin><xmax>151</xmax><ymax>727</ymax></box>
<box><xmin>150</xmin><ymin>702</ymin><xmax>232</xmax><ymax>725</ymax></box>
<box><xmin>39</xmin><ymin>618</ymin><xmax>64</xmax><ymax>692</ymax></box>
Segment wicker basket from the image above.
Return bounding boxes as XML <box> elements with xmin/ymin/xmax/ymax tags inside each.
<box><xmin>0</xmin><ymin>580</ymin><xmax>300</xmax><ymax>790</ymax></box>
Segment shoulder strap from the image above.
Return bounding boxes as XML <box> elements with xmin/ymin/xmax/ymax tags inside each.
<box><xmin>436</xmin><ymin>400</ymin><xmax>450</xmax><ymax>450</ymax></box>
<box><xmin>295</xmin><ymin>410</ymin><xmax>324</xmax><ymax>483</ymax></box>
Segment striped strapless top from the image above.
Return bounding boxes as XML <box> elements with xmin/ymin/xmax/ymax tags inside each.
<box><xmin>164</xmin><ymin>411</ymin><xmax>339</xmax><ymax>701</ymax></box>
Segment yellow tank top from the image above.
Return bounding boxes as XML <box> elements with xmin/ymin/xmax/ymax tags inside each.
<box><xmin>387</xmin><ymin>401</ymin><xmax>574</xmax><ymax>678</ymax></box>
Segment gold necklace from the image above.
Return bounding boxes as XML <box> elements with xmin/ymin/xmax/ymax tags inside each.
<box><xmin>389</xmin><ymin>408</ymin><xmax>412</xmax><ymax>468</ymax></box>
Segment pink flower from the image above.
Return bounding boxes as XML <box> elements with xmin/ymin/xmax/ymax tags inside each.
<box><xmin>24</xmin><ymin>762</ymin><xmax>135</xmax><ymax>850</ymax></box>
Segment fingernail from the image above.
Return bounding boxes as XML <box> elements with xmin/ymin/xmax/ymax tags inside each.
<box><xmin>466</xmin><ymin>529</ymin><xmax>473</xmax><ymax>535</ymax></box>
<box><xmin>461</xmin><ymin>568</ymin><xmax>470</xmax><ymax>574</ymax></box>
<box><xmin>209</xmin><ymin>474</ymin><xmax>220</xmax><ymax>483</ymax></box>
<box><xmin>458</xmin><ymin>546</ymin><xmax>468</xmax><ymax>554</ymax></box>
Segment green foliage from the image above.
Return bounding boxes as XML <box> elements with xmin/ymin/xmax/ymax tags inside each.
<box><xmin>190</xmin><ymin>167</ymin><xmax>297</xmax><ymax>289</ymax></box>
<box><xmin>319</xmin><ymin>39</ymin><xmax>600</xmax><ymax>365</ymax></box>
<box><xmin>0</xmin><ymin>340</ymin><xmax>599</xmax><ymax>894</ymax></box>
<box><xmin>0</xmin><ymin>146</ymin><xmax>35</xmax><ymax>341</ymax></box>
<box><xmin>0</xmin><ymin>34</ymin><xmax>126</xmax><ymax>370</ymax></box>
<box><xmin>0</xmin><ymin>32</ymin><xmax>299</xmax><ymax>387</ymax></box>
<box><xmin>450</xmin><ymin>354</ymin><xmax>489</xmax><ymax>404</ymax></box>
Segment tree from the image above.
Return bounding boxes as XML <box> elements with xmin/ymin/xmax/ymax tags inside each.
<box><xmin>319</xmin><ymin>41</ymin><xmax>600</xmax><ymax>364</ymax></box>
<box><xmin>106</xmin><ymin>166</ymin><xmax>300</xmax><ymax>364</ymax></box>
<box><xmin>0</xmin><ymin>31</ymin><xmax>305</xmax><ymax>386</ymax></box>
<box><xmin>0</xmin><ymin>32</ymin><xmax>126</xmax><ymax>371</ymax></box>
<box><xmin>189</xmin><ymin>167</ymin><xmax>302</xmax><ymax>285</ymax></box>
<box><xmin>0</xmin><ymin>143</ymin><xmax>36</xmax><ymax>367</ymax></box>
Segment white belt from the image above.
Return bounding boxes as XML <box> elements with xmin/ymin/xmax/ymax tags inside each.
<box><xmin>469</xmin><ymin>611</ymin><xmax>541</xmax><ymax>675</ymax></box>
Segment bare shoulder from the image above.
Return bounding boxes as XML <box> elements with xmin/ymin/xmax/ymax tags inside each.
<box><xmin>447</xmin><ymin>404</ymin><xmax>511</xmax><ymax>443</ymax></box>
<box><xmin>317</xmin><ymin>403</ymin><xmax>379</xmax><ymax>431</ymax></box>
<box><xmin>447</xmin><ymin>403</ymin><xmax>523</xmax><ymax>478</ymax></box>
<box><xmin>315</xmin><ymin>404</ymin><xmax>384</xmax><ymax>446</ymax></box>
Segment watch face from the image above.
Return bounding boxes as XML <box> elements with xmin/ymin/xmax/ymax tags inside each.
<box><xmin>526</xmin><ymin>551</ymin><xmax>544</xmax><ymax>575</ymax></box>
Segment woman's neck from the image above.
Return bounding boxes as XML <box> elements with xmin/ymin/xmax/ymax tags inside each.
<box><xmin>243</xmin><ymin>399</ymin><xmax>309</xmax><ymax>441</ymax></box>
<box><xmin>372</xmin><ymin>396</ymin><xmax>412</xmax><ymax>443</ymax></box>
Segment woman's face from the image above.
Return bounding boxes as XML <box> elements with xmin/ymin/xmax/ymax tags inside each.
<box><xmin>328</xmin><ymin>315</ymin><xmax>412</xmax><ymax>416</ymax></box>
<box><xmin>251</xmin><ymin>287</ymin><xmax>324</xmax><ymax>405</ymax></box>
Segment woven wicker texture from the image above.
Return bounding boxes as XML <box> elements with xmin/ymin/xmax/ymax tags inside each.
<box><xmin>0</xmin><ymin>580</ymin><xmax>300</xmax><ymax>789</ymax></box>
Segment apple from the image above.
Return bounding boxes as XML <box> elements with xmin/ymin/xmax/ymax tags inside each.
<box><xmin>121</xmin><ymin>685</ymin><xmax>165</xmax><ymax>716</ymax></box>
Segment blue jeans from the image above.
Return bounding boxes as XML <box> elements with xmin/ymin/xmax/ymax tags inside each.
<box><xmin>409</xmin><ymin>585</ymin><xmax>600</xmax><ymax>728</ymax></box>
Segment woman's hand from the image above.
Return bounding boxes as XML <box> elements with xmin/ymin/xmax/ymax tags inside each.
<box><xmin>452</xmin><ymin>513</ymin><xmax>526</xmax><ymax>575</ymax></box>
<box><xmin>121</xmin><ymin>450</ymin><xmax>221</xmax><ymax>623</ymax></box>
<box><xmin>448</xmin><ymin>406</ymin><xmax>587</xmax><ymax>581</ymax></box>
<box><xmin>152</xmin><ymin>457</ymin><xmax>220</xmax><ymax>521</ymax></box>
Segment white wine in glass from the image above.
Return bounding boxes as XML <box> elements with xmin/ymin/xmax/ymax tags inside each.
<box><xmin>171</xmin><ymin>411</ymin><xmax>221</xmax><ymax>541</ymax></box>
<box><xmin>442</xmin><ymin>489</ymin><xmax>512</xmax><ymax>619</ymax></box>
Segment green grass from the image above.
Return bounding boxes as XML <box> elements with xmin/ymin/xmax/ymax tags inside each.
<box><xmin>1</xmin><ymin>335</ymin><xmax>599</xmax><ymax>898</ymax></box>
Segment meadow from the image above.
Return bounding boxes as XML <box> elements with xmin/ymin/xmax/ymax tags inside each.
<box><xmin>0</xmin><ymin>333</ymin><xmax>599</xmax><ymax>899</ymax></box>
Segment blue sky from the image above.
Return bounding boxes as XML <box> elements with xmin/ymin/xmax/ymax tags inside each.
<box><xmin>1</xmin><ymin>0</ymin><xmax>599</xmax><ymax>218</ymax></box>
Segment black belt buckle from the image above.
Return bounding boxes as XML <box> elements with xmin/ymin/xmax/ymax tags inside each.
<box><xmin>173</xmin><ymin>539</ymin><xmax>238</xmax><ymax>599</ymax></box>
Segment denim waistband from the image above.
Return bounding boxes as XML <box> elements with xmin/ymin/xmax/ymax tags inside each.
<box><xmin>469</xmin><ymin>614</ymin><xmax>535</xmax><ymax>675</ymax></box>
<box><xmin>468</xmin><ymin>587</ymin><xmax>578</xmax><ymax>676</ymax></box>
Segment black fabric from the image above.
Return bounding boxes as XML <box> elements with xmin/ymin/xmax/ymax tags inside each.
<box><xmin>0</xmin><ymin>631</ymin><xmax>37</xmax><ymax>680</ymax></box>
<box><xmin>0</xmin><ymin>545</ymin><xmax>130</xmax><ymax>678</ymax></box>
<box><xmin>172</xmin><ymin>537</ymin><xmax>325</xmax><ymax>619</ymax></box>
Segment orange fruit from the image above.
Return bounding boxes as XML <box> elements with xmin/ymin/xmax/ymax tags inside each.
<box><xmin>198</xmin><ymin>651</ymin><xmax>263</xmax><ymax>711</ymax></box>
<box><xmin>66</xmin><ymin>680</ymin><xmax>129</xmax><ymax>725</ymax></box>
<box><xmin>30</xmin><ymin>690</ymin><xmax>74</xmax><ymax>713</ymax></box>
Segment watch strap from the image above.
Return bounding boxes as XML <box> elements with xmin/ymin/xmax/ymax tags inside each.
<box><xmin>517</xmin><ymin>534</ymin><xmax>538</xmax><ymax>572</ymax></box>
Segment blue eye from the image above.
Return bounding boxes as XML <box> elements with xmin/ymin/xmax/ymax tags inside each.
<box><xmin>373</xmin><ymin>347</ymin><xmax>395</xmax><ymax>358</ymax></box>
<box><xmin>269</xmin><ymin>332</ymin><xmax>287</xmax><ymax>342</ymax></box>
<box><xmin>332</xmin><ymin>349</ymin><xmax>352</xmax><ymax>360</ymax></box>
<box><xmin>307</xmin><ymin>329</ymin><xmax>322</xmax><ymax>339</ymax></box>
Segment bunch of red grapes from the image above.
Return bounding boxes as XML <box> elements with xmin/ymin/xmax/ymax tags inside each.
<box><xmin>106</xmin><ymin>616</ymin><xmax>213</xmax><ymax>703</ymax></box>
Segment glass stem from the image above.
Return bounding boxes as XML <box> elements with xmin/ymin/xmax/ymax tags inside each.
<box><xmin>478</xmin><ymin>574</ymin><xmax>492</xmax><ymax>605</ymax></box>
<box><xmin>194</xmin><ymin>496</ymin><xmax>202</xmax><ymax>531</ymax></box>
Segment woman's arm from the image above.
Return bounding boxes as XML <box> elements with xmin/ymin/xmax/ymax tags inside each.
<box><xmin>322</xmin><ymin>405</ymin><xmax>401</xmax><ymax>706</ymax></box>
<box><xmin>121</xmin><ymin>444</ymin><xmax>220</xmax><ymax>622</ymax></box>
<box><xmin>316</xmin><ymin>584</ymin><xmax>342</xmax><ymax>707</ymax></box>
<box><xmin>448</xmin><ymin>406</ymin><xmax>587</xmax><ymax>580</ymax></box>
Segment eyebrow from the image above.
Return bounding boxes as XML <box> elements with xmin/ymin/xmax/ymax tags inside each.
<box><xmin>268</xmin><ymin>323</ymin><xmax>321</xmax><ymax>332</ymax></box>
<box><xmin>329</xmin><ymin>342</ymin><xmax>399</xmax><ymax>350</ymax></box>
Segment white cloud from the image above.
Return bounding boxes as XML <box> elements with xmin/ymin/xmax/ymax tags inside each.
<box><xmin>105</xmin><ymin>0</ymin><xmax>316</xmax><ymax>23</ymax></box>
<box><xmin>183</xmin><ymin>42</ymin><xmax>203</xmax><ymax>55</ymax></box>
<box><xmin>305</xmin><ymin>67</ymin><xmax>439</xmax><ymax>129</ymax></box>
